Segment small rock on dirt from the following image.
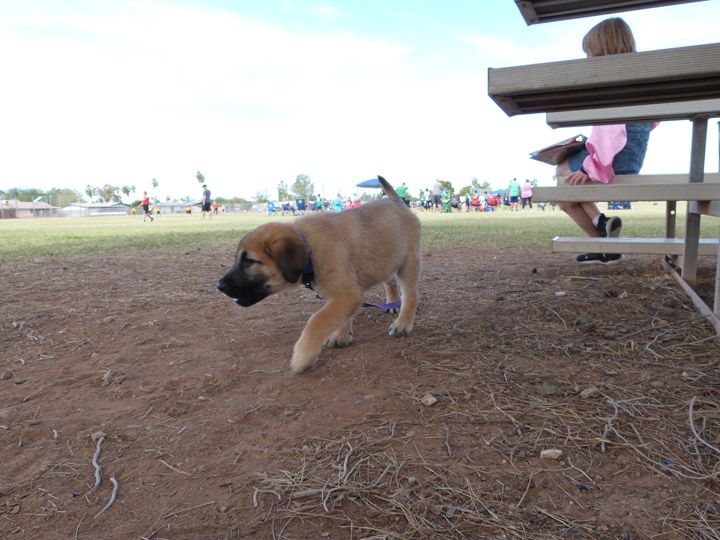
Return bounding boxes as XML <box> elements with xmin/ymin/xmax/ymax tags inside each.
<box><xmin>540</xmin><ymin>449</ymin><xmax>563</xmax><ymax>460</ymax></box>
<box><xmin>420</xmin><ymin>394</ymin><xmax>438</xmax><ymax>407</ymax></box>
<box><xmin>1</xmin><ymin>370</ymin><xmax>12</xmax><ymax>380</ymax></box>
<box><xmin>537</xmin><ymin>384</ymin><xmax>556</xmax><ymax>396</ymax></box>
<box><xmin>580</xmin><ymin>386</ymin><xmax>600</xmax><ymax>399</ymax></box>
<box><xmin>91</xmin><ymin>431</ymin><xmax>107</xmax><ymax>442</ymax></box>
<box><xmin>101</xmin><ymin>370</ymin><xmax>115</xmax><ymax>387</ymax></box>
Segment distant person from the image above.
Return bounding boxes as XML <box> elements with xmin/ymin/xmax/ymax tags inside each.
<box><xmin>221</xmin><ymin>204</ymin><xmax>226</xmax><ymax>214</ymax></box>
<box><xmin>141</xmin><ymin>191</ymin><xmax>153</xmax><ymax>222</ymax></box>
<box><xmin>556</xmin><ymin>17</ymin><xmax>657</xmax><ymax>265</ymax></box>
<box><xmin>155</xmin><ymin>204</ymin><xmax>161</xmax><ymax>216</ymax></box>
<box><xmin>396</xmin><ymin>182</ymin><xmax>409</xmax><ymax>206</ymax></box>
<box><xmin>212</xmin><ymin>202</ymin><xmax>219</xmax><ymax>215</ymax></box>
<box><xmin>507</xmin><ymin>178</ymin><xmax>521</xmax><ymax>212</ymax></box>
<box><xmin>186</xmin><ymin>205</ymin><xmax>192</xmax><ymax>215</ymax></box>
<box><xmin>432</xmin><ymin>179</ymin><xmax>443</xmax><ymax>212</ymax></box>
<box><xmin>521</xmin><ymin>180</ymin><xmax>533</xmax><ymax>210</ymax></box>
<box><xmin>201</xmin><ymin>184</ymin><xmax>212</xmax><ymax>220</ymax></box>
<box><xmin>131</xmin><ymin>207</ymin><xmax>136</xmax><ymax>217</ymax></box>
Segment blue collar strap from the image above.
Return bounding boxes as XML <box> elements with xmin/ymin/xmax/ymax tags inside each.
<box><xmin>296</xmin><ymin>228</ymin><xmax>314</xmax><ymax>289</ymax></box>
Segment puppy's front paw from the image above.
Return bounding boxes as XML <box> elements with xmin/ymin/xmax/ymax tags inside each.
<box><xmin>291</xmin><ymin>347</ymin><xmax>319</xmax><ymax>374</ymax></box>
<box><xmin>388</xmin><ymin>321</ymin><xmax>413</xmax><ymax>337</ymax></box>
<box><xmin>324</xmin><ymin>333</ymin><xmax>353</xmax><ymax>348</ymax></box>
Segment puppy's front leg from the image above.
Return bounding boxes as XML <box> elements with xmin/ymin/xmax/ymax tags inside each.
<box><xmin>291</xmin><ymin>293</ymin><xmax>362</xmax><ymax>374</ymax></box>
<box><xmin>325</xmin><ymin>317</ymin><xmax>353</xmax><ymax>348</ymax></box>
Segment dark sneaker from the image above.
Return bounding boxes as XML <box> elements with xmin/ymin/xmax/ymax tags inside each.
<box><xmin>605</xmin><ymin>215</ymin><xmax>621</xmax><ymax>238</ymax></box>
<box><xmin>577</xmin><ymin>253</ymin><xmax>625</xmax><ymax>265</ymax></box>
<box><xmin>596</xmin><ymin>213</ymin><xmax>622</xmax><ymax>238</ymax></box>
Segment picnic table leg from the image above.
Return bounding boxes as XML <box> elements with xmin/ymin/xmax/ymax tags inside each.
<box><xmin>681</xmin><ymin>117</ymin><xmax>709</xmax><ymax>287</ymax></box>
<box><xmin>665</xmin><ymin>201</ymin><xmax>677</xmax><ymax>264</ymax></box>
<box><xmin>715</xmin><ymin>225</ymin><xmax>720</xmax><ymax>317</ymax></box>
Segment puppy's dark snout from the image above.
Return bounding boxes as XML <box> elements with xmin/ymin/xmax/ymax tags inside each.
<box><xmin>217</xmin><ymin>279</ymin><xmax>229</xmax><ymax>294</ymax></box>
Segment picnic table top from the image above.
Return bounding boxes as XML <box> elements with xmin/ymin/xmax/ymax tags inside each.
<box><xmin>488</xmin><ymin>42</ymin><xmax>720</xmax><ymax>116</ymax></box>
<box><xmin>515</xmin><ymin>0</ymin><xmax>707</xmax><ymax>25</ymax></box>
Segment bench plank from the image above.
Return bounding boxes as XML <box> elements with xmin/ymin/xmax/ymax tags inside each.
<box><xmin>546</xmin><ymin>98</ymin><xmax>720</xmax><ymax>127</ymax></box>
<box><xmin>534</xmin><ymin>183</ymin><xmax>720</xmax><ymax>203</ymax></box>
<box><xmin>551</xmin><ymin>236</ymin><xmax>719</xmax><ymax>256</ymax></box>
<box><xmin>553</xmin><ymin>173</ymin><xmax>720</xmax><ymax>186</ymax></box>
<box><xmin>488</xmin><ymin>43</ymin><xmax>720</xmax><ymax>116</ymax></box>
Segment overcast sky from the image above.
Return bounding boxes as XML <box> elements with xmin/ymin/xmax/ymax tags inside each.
<box><xmin>1</xmin><ymin>0</ymin><xmax>719</xmax><ymax>202</ymax></box>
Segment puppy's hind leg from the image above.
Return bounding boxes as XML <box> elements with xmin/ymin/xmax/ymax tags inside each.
<box><xmin>383</xmin><ymin>277</ymin><xmax>401</xmax><ymax>314</ymax></box>
<box><xmin>291</xmin><ymin>292</ymin><xmax>362</xmax><ymax>374</ymax></box>
<box><xmin>388</xmin><ymin>259</ymin><xmax>419</xmax><ymax>337</ymax></box>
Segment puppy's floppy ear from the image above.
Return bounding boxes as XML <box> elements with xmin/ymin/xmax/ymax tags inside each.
<box><xmin>266</xmin><ymin>230</ymin><xmax>310</xmax><ymax>283</ymax></box>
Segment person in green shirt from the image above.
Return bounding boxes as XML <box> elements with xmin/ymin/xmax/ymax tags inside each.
<box><xmin>507</xmin><ymin>178</ymin><xmax>521</xmax><ymax>211</ymax></box>
<box><xmin>395</xmin><ymin>182</ymin><xmax>409</xmax><ymax>206</ymax></box>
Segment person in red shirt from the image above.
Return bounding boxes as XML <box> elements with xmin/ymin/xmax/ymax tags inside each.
<box><xmin>141</xmin><ymin>192</ymin><xmax>154</xmax><ymax>222</ymax></box>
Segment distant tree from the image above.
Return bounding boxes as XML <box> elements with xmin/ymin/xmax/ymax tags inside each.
<box><xmin>95</xmin><ymin>184</ymin><xmax>121</xmax><ymax>203</ymax></box>
<box><xmin>165</xmin><ymin>196</ymin><xmax>171</xmax><ymax>202</ymax></box>
<box><xmin>121</xmin><ymin>185</ymin><xmax>131</xmax><ymax>198</ymax></box>
<box><xmin>196</xmin><ymin>171</ymin><xmax>205</xmax><ymax>184</ymax></box>
<box><xmin>85</xmin><ymin>184</ymin><xmax>95</xmax><ymax>201</ymax></box>
<box><xmin>47</xmin><ymin>187</ymin><xmax>82</xmax><ymax>207</ymax></box>
<box><xmin>439</xmin><ymin>180</ymin><xmax>453</xmax><ymax>192</ymax></box>
<box><xmin>471</xmin><ymin>178</ymin><xmax>491</xmax><ymax>192</ymax></box>
<box><xmin>151</xmin><ymin>178</ymin><xmax>159</xmax><ymax>189</ymax></box>
<box><xmin>3</xmin><ymin>187</ymin><xmax>45</xmax><ymax>202</ymax></box>
<box><xmin>181</xmin><ymin>196</ymin><xmax>194</xmax><ymax>203</ymax></box>
<box><xmin>277</xmin><ymin>179</ymin><xmax>291</xmax><ymax>201</ymax></box>
<box><xmin>290</xmin><ymin>174</ymin><xmax>314</xmax><ymax>201</ymax></box>
<box><xmin>255</xmin><ymin>190</ymin><xmax>270</xmax><ymax>203</ymax></box>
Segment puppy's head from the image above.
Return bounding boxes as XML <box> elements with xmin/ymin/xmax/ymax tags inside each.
<box><xmin>217</xmin><ymin>223</ymin><xmax>310</xmax><ymax>307</ymax></box>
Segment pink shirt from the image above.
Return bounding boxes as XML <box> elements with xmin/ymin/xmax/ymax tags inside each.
<box><xmin>582</xmin><ymin>123</ymin><xmax>659</xmax><ymax>183</ymax></box>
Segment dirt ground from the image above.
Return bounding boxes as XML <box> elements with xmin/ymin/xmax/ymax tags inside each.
<box><xmin>2</xmin><ymin>246</ymin><xmax>720</xmax><ymax>540</ymax></box>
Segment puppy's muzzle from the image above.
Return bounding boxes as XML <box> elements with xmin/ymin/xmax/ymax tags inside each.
<box><xmin>217</xmin><ymin>270</ymin><xmax>269</xmax><ymax>307</ymax></box>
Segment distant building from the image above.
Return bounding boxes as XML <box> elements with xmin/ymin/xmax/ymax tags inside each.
<box><xmin>59</xmin><ymin>202</ymin><xmax>130</xmax><ymax>218</ymax></box>
<box><xmin>157</xmin><ymin>201</ymin><xmax>201</xmax><ymax>214</ymax></box>
<box><xmin>0</xmin><ymin>199</ymin><xmax>57</xmax><ymax>219</ymax></box>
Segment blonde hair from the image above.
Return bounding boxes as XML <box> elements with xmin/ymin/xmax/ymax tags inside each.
<box><xmin>582</xmin><ymin>18</ymin><xmax>636</xmax><ymax>57</ymax></box>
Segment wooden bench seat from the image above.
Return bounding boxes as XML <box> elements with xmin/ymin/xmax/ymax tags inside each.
<box><xmin>534</xmin><ymin>182</ymin><xmax>720</xmax><ymax>203</ymax></box>
<box><xmin>488</xmin><ymin>42</ymin><xmax>720</xmax><ymax>116</ymax></box>
<box><xmin>550</xmin><ymin>236</ymin><xmax>719</xmax><ymax>256</ymax></box>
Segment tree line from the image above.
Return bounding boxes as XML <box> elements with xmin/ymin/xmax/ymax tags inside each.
<box><xmin>1</xmin><ymin>173</ymin><xmax>506</xmax><ymax>207</ymax></box>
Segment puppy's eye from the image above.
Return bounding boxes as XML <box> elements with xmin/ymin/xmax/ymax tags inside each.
<box><xmin>240</xmin><ymin>253</ymin><xmax>260</xmax><ymax>267</ymax></box>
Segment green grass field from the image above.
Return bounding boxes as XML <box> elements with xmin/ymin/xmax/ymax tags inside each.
<box><xmin>0</xmin><ymin>203</ymin><xmax>714</xmax><ymax>262</ymax></box>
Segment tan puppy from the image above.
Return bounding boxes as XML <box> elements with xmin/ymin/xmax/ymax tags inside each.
<box><xmin>217</xmin><ymin>176</ymin><xmax>421</xmax><ymax>373</ymax></box>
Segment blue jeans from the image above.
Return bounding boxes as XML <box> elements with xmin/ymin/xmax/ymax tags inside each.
<box><xmin>568</xmin><ymin>123</ymin><xmax>651</xmax><ymax>175</ymax></box>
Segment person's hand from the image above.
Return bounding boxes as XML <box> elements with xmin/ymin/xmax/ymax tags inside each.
<box><xmin>564</xmin><ymin>170</ymin><xmax>590</xmax><ymax>186</ymax></box>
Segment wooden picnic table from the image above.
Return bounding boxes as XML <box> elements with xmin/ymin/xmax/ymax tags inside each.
<box><xmin>488</xmin><ymin>0</ymin><xmax>720</xmax><ymax>332</ymax></box>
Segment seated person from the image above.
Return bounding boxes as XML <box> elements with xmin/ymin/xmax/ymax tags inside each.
<box><xmin>557</xmin><ymin>18</ymin><xmax>657</xmax><ymax>266</ymax></box>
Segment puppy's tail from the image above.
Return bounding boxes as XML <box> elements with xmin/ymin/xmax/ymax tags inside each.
<box><xmin>377</xmin><ymin>175</ymin><xmax>401</xmax><ymax>202</ymax></box>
